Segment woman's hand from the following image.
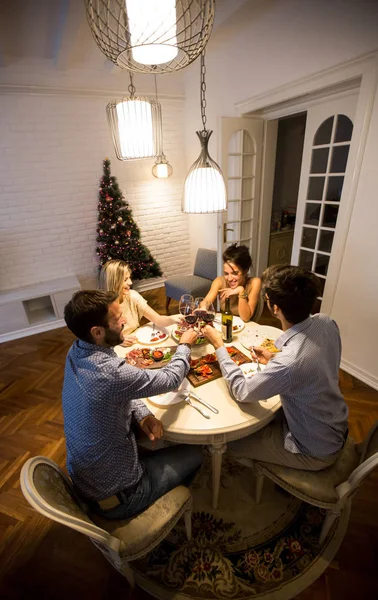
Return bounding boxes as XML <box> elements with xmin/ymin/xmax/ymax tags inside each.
<box><xmin>219</xmin><ymin>286</ymin><xmax>244</xmax><ymax>300</ymax></box>
<box><xmin>121</xmin><ymin>335</ymin><xmax>138</xmax><ymax>347</ymax></box>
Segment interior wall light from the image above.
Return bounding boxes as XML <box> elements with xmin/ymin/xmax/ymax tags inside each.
<box><xmin>107</xmin><ymin>72</ymin><xmax>162</xmax><ymax>161</ymax></box>
<box><xmin>152</xmin><ymin>76</ymin><xmax>173</xmax><ymax>179</ymax></box>
<box><xmin>85</xmin><ymin>0</ymin><xmax>215</xmax><ymax>74</ymax></box>
<box><xmin>182</xmin><ymin>52</ymin><xmax>227</xmax><ymax>214</ymax></box>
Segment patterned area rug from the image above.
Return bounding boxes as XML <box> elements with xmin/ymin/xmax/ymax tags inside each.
<box><xmin>132</xmin><ymin>456</ymin><xmax>350</xmax><ymax>599</ymax></box>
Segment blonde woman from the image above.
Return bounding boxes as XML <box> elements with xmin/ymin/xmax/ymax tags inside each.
<box><xmin>99</xmin><ymin>260</ymin><xmax>180</xmax><ymax>346</ymax></box>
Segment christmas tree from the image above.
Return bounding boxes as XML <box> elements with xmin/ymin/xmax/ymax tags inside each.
<box><xmin>96</xmin><ymin>158</ymin><xmax>162</xmax><ymax>280</ymax></box>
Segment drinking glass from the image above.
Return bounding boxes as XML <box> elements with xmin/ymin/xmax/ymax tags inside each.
<box><xmin>202</xmin><ymin>301</ymin><xmax>216</xmax><ymax>325</ymax></box>
<box><xmin>179</xmin><ymin>294</ymin><xmax>194</xmax><ymax>317</ymax></box>
<box><xmin>184</xmin><ymin>306</ymin><xmax>198</xmax><ymax>327</ymax></box>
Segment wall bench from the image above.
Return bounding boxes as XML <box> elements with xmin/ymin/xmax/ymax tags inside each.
<box><xmin>0</xmin><ymin>276</ymin><xmax>80</xmax><ymax>342</ymax></box>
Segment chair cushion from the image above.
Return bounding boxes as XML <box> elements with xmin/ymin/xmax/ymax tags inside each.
<box><xmin>256</xmin><ymin>437</ymin><xmax>360</xmax><ymax>505</ymax></box>
<box><xmin>194</xmin><ymin>249</ymin><xmax>217</xmax><ymax>280</ymax></box>
<box><xmin>90</xmin><ymin>485</ymin><xmax>191</xmax><ymax>559</ymax></box>
<box><xmin>164</xmin><ymin>275</ymin><xmax>212</xmax><ymax>301</ymax></box>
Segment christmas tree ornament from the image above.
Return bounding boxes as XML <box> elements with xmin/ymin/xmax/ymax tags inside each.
<box><xmin>85</xmin><ymin>0</ymin><xmax>215</xmax><ymax>75</ymax></box>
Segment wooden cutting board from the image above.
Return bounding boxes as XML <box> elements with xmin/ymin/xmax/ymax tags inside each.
<box><xmin>125</xmin><ymin>346</ymin><xmax>177</xmax><ymax>369</ymax></box>
<box><xmin>187</xmin><ymin>346</ymin><xmax>251</xmax><ymax>388</ymax></box>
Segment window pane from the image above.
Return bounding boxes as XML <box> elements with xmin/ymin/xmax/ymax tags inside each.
<box><xmin>228</xmin><ymin>155</ymin><xmax>241</xmax><ymax>177</ymax></box>
<box><xmin>242</xmin><ymin>177</ymin><xmax>253</xmax><ymax>200</ymax></box>
<box><xmin>322</xmin><ymin>204</ymin><xmax>339</xmax><ymax>228</ymax></box>
<box><xmin>241</xmin><ymin>220</ymin><xmax>252</xmax><ymax>240</ymax></box>
<box><xmin>299</xmin><ymin>249</ymin><xmax>314</xmax><ymax>270</ymax></box>
<box><xmin>307</xmin><ymin>177</ymin><xmax>325</xmax><ymax>200</ymax></box>
<box><xmin>317</xmin><ymin>276</ymin><xmax>326</xmax><ymax>296</ymax></box>
<box><xmin>318</xmin><ymin>229</ymin><xmax>334</xmax><ymax>253</ymax></box>
<box><xmin>241</xmin><ymin>200</ymin><xmax>253</xmax><ymax>220</ymax></box>
<box><xmin>242</xmin><ymin>154</ymin><xmax>255</xmax><ymax>176</ymax></box>
<box><xmin>334</xmin><ymin>115</ymin><xmax>353</xmax><ymax>143</ymax></box>
<box><xmin>310</xmin><ymin>148</ymin><xmax>329</xmax><ymax>173</ymax></box>
<box><xmin>301</xmin><ymin>227</ymin><xmax>317</xmax><ymax>249</ymax></box>
<box><xmin>225</xmin><ymin>222</ymin><xmax>239</xmax><ymax>243</ymax></box>
<box><xmin>330</xmin><ymin>145</ymin><xmax>350</xmax><ymax>173</ymax></box>
<box><xmin>305</xmin><ymin>203</ymin><xmax>321</xmax><ymax>226</ymax></box>
<box><xmin>314</xmin><ymin>117</ymin><xmax>334</xmax><ymax>145</ymax></box>
<box><xmin>326</xmin><ymin>176</ymin><xmax>344</xmax><ymax>201</ymax></box>
<box><xmin>228</xmin><ymin>179</ymin><xmax>241</xmax><ymax>200</ymax></box>
<box><xmin>315</xmin><ymin>254</ymin><xmax>330</xmax><ymax>276</ymax></box>
<box><xmin>227</xmin><ymin>201</ymin><xmax>239</xmax><ymax>222</ymax></box>
<box><xmin>242</xmin><ymin>130</ymin><xmax>254</xmax><ymax>154</ymax></box>
<box><xmin>312</xmin><ymin>297</ymin><xmax>322</xmax><ymax>313</ymax></box>
<box><xmin>228</xmin><ymin>130</ymin><xmax>242</xmax><ymax>153</ymax></box>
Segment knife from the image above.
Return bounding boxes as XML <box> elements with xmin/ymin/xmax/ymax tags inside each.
<box><xmin>188</xmin><ymin>391</ymin><xmax>219</xmax><ymax>414</ymax></box>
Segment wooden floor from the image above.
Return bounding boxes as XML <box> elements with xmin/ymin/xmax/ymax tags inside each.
<box><xmin>0</xmin><ymin>288</ymin><xmax>377</xmax><ymax>599</ymax></box>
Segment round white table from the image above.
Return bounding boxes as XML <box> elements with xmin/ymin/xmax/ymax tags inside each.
<box><xmin>115</xmin><ymin>320</ymin><xmax>282</xmax><ymax>509</ymax></box>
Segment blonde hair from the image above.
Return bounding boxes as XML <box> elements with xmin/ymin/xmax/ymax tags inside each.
<box><xmin>98</xmin><ymin>260</ymin><xmax>130</xmax><ymax>302</ymax></box>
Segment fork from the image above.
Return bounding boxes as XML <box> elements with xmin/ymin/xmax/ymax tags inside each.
<box><xmin>251</xmin><ymin>347</ymin><xmax>261</xmax><ymax>372</ymax></box>
<box><xmin>183</xmin><ymin>396</ymin><xmax>210</xmax><ymax>419</ymax></box>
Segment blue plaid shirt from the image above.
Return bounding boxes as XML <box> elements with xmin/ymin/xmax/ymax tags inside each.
<box><xmin>216</xmin><ymin>314</ymin><xmax>348</xmax><ymax>458</ymax></box>
<box><xmin>62</xmin><ymin>340</ymin><xmax>190</xmax><ymax>500</ymax></box>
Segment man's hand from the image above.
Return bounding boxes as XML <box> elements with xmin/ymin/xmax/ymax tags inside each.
<box><xmin>202</xmin><ymin>324</ymin><xmax>224</xmax><ymax>349</ymax></box>
<box><xmin>251</xmin><ymin>346</ymin><xmax>274</xmax><ymax>365</ymax></box>
<box><xmin>121</xmin><ymin>335</ymin><xmax>138</xmax><ymax>347</ymax></box>
<box><xmin>180</xmin><ymin>328</ymin><xmax>198</xmax><ymax>346</ymax></box>
<box><xmin>139</xmin><ymin>415</ymin><xmax>164</xmax><ymax>444</ymax></box>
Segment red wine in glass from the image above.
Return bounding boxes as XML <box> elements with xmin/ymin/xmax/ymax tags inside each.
<box><xmin>185</xmin><ymin>314</ymin><xmax>198</xmax><ymax>326</ymax></box>
<box><xmin>203</xmin><ymin>312</ymin><xmax>215</xmax><ymax>324</ymax></box>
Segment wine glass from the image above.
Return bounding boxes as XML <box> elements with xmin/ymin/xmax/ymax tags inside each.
<box><xmin>179</xmin><ymin>294</ymin><xmax>194</xmax><ymax>317</ymax></box>
<box><xmin>202</xmin><ymin>301</ymin><xmax>216</xmax><ymax>325</ymax></box>
<box><xmin>184</xmin><ymin>305</ymin><xmax>198</xmax><ymax>328</ymax></box>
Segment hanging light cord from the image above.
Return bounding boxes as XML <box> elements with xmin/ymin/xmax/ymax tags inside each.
<box><xmin>128</xmin><ymin>71</ymin><xmax>136</xmax><ymax>97</ymax></box>
<box><xmin>200</xmin><ymin>51</ymin><xmax>207</xmax><ymax>132</ymax></box>
<box><xmin>154</xmin><ymin>74</ymin><xmax>164</xmax><ymax>153</ymax></box>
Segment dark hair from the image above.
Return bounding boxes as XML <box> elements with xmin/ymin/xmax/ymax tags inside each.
<box><xmin>222</xmin><ymin>244</ymin><xmax>252</xmax><ymax>272</ymax></box>
<box><xmin>64</xmin><ymin>289</ymin><xmax>118</xmax><ymax>343</ymax></box>
<box><xmin>263</xmin><ymin>266</ymin><xmax>320</xmax><ymax>324</ymax></box>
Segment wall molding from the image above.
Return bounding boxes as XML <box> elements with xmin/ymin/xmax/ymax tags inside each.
<box><xmin>0</xmin><ymin>83</ymin><xmax>185</xmax><ymax>101</ymax></box>
<box><xmin>0</xmin><ymin>320</ymin><xmax>66</xmax><ymax>344</ymax></box>
<box><xmin>341</xmin><ymin>358</ymin><xmax>378</xmax><ymax>392</ymax></box>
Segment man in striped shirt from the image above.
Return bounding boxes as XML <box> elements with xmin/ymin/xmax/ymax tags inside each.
<box><xmin>203</xmin><ymin>266</ymin><xmax>349</xmax><ymax>470</ymax></box>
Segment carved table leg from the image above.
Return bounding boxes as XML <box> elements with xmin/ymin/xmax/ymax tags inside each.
<box><xmin>209</xmin><ymin>443</ymin><xmax>227</xmax><ymax>510</ymax></box>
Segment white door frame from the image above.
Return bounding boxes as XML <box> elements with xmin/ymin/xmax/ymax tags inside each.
<box><xmin>235</xmin><ymin>51</ymin><xmax>378</xmax><ymax>316</ymax></box>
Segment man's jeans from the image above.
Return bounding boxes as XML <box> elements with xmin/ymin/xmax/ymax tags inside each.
<box><xmin>91</xmin><ymin>444</ymin><xmax>203</xmax><ymax>520</ymax></box>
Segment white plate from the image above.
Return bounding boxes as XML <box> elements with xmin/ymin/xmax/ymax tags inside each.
<box><xmin>239</xmin><ymin>362</ymin><xmax>266</xmax><ymax>378</ymax></box>
<box><xmin>170</xmin><ymin>327</ymin><xmax>208</xmax><ymax>346</ymax></box>
<box><xmin>240</xmin><ymin>329</ymin><xmax>265</xmax><ymax>351</ymax></box>
<box><xmin>214</xmin><ymin>315</ymin><xmax>245</xmax><ymax>335</ymax></box>
<box><xmin>137</xmin><ymin>325</ymin><xmax>169</xmax><ymax>345</ymax></box>
<box><xmin>148</xmin><ymin>379</ymin><xmax>190</xmax><ymax>407</ymax></box>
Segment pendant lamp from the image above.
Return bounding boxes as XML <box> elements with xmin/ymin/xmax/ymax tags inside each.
<box><xmin>152</xmin><ymin>76</ymin><xmax>173</xmax><ymax>179</ymax></box>
<box><xmin>85</xmin><ymin>0</ymin><xmax>215</xmax><ymax>74</ymax></box>
<box><xmin>107</xmin><ymin>72</ymin><xmax>162</xmax><ymax>161</ymax></box>
<box><xmin>182</xmin><ymin>52</ymin><xmax>227</xmax><ymax>214</ymax></box>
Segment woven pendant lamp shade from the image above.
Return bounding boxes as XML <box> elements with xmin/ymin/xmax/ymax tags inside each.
<box><xmin>85</xmin><ymin>0</ymin><xmax>215</xmax><ymax>74</ymax></box>
<box><xmin>107</xmin><ymin>96</ymin><xmax>162</xmax><ymax>160</ymax></box>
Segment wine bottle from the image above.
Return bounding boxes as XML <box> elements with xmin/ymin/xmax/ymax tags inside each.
<box><xmin>222</xmin><ymin>298</ymin><xmax>233</xmax><ymax>343</ymax></box>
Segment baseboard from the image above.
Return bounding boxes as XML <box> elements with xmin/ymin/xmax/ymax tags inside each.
<box><xmin>340</xmin><ymin>358</ymin><xmax>378</xmax><ymax>391</ymax></box>
<box><xmin>133</xmin><ymin>276</ymin><xmax>166</xmax><ymax>293</ymax></box>
<box><xmin>0</xmin><ymin>319</ymin><xmax>66</xmax><ymax>343</ymax></box>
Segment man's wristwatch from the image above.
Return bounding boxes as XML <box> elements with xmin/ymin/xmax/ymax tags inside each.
<box><xmin>238</xmin><ymin>291</ymin><xmax>248</xmax><ymax>299</ymax></box>
<box><xmin>178</xmin><ymin>342</ymin><xmax>192</xmax><ymax>350</ymax></box>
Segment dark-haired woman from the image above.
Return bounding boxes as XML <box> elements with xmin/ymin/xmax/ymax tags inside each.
<box><xmin>202</xmin><ymin>244</ymin><xmax>261</xmax><ymax>322</ymax></box>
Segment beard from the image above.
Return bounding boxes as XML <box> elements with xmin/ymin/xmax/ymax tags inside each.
<box><xmin>104</xmin><ymin>325</ymin><xmax>124</xmax><ymax>347</ymax></box>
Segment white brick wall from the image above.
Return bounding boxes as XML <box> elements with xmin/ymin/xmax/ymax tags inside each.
<box><xmin>0</xmin><ymin>91</ymin><xmax>190</xmax><ymax>291</ymax></box>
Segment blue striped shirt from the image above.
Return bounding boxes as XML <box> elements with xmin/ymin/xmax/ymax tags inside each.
<box><xmin>62</xmin><ymin>341</ymin><xmax>191</xmax><ymax>500</ymax></box>
<box><xmin>216</xmin><ymin>314</ymin><xmax>348</xmax><ymax>458</ymax></box>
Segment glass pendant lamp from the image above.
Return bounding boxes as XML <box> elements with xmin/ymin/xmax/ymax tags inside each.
<box><xmin>107</xmin><ymin>72</ymin><xmax>162</xmax><ymax>161</ymax></box>
<box><xmin>182</xmin><ymin>52</ymin><xmax>227</xmax><ymax>213</ymax></box>
<box><xmin>85</xmin><ymin>0</ymin><xmax>215</xmax><ymax>75</ymax></box>
<box><xmin>152</xmin><ymin>76</ymin><xmax>173</xmax><ymax>178</ymax></box>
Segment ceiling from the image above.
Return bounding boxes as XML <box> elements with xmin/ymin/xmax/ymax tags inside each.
<box><xmin>0</xmin><ymin>0</ymin><xmax>250</xmax><ymax>95</ymax></box>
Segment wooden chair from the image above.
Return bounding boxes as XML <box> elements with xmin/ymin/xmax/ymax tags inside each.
<box><xmin>20</xmin><ymin>456</ymin><xmax>193</xmax><ymax>589</ymax></box>
<box><xmin>246</xmin><ymin>423</ymin><xmax>378</xmax><ymax>543</ymax></box>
